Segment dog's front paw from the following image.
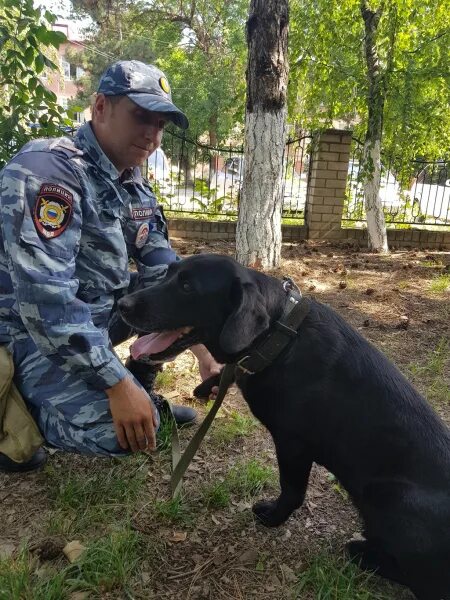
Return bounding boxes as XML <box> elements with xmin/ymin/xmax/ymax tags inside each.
<box><xmin>252</xmin><ymin>499</ymin><xmax>286</xmax><ymax>527</ymax></box>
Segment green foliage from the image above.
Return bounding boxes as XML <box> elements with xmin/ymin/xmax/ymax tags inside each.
<box><xmin>289</xmin><ymin>0</ymin><xmax>450</xmax><ymax>163</ymax></box>
<box><xmin>225</xmin><ymin>458</ymin><xmax>277</xmax><ymax>497</ymax></box>
<box><xmin>201</xmin><ymin>480</ymin><xmax>231</xmax><ymax>509</ymax></box>
<box><xmin>68</xmin><ymin>0</ymin><xmax>248</xmax><ymax>144</ymax></box>
<box><xmin>212</xmin><ymin>410</ymin><xmax>258</xmax><ymax>444</ymax></box>
<box><xmin>45</xmin><ymin>458</ymin><xmax>147</xmax><ymax>534</ymax></box>
<box><xmin>0</xmin><ymin>530</ymin><xmax>142</xmax><ymax>599</ymax></box>
<box><xmin>154</xmin><ymin>495</ymin><xmax>194</xmax><ymax>525</ymax></box>
<box><xmin>408</xmin><ymin>338</ymin><xmax>450</xmax><ymax>406</ymax></box>
<box><xmin>295</xmin><ymin>552</ymin><xmax>391</xmax><ymax>599</ymax></box>
<box><xmin>0</xmin><ymin>0</ymin><xmax>75</xmax><ymax>168</ymax></box>
<box><xmin>430</xmin><ymin>273</ymin><xmax>450</xmax><ymax>293</ymax></box>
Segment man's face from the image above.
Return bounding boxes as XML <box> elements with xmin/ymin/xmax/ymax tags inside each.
<box><xmin>93</xmin><ymin>95</ymin><xmax>168</xmax><ymax>172</ymax></box>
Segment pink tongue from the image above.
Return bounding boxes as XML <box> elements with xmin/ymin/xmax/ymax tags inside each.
<box><xmin>130</xmin><ymin>330</ymin><xmax>184</xmax><ymax>359</ymax></box>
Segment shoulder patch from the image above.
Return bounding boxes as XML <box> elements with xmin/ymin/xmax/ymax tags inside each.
<box><xmin>33</xmin><ymin>184</ymin><xmax>73</xmax><ymax>239</ymax></box>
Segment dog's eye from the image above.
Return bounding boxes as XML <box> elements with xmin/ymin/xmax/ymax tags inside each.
<box><xmin>182</xmin><ymin>281</ymin><xmax>192</xmax><ymax>293</ymax></box>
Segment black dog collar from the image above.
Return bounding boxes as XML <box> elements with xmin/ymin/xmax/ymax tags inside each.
<box><xmin>236</xmin><ymin>278</ymin><xmax>310</xmax><ymax>376</ymax></box>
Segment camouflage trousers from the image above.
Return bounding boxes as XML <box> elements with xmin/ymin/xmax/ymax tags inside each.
<box><xmin>7</xmin><ymin>276</ymin><xmax>160</xmax><ymax>457</ymax></box>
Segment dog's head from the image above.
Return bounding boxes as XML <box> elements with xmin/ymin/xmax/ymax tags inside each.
<box><xmin>118</xmin><ymin>254</ymin><xmax>272</xmax><ymax>363</ymax></box>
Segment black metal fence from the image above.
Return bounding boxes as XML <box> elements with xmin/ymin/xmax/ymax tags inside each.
<box><xmin>145</xmin><ymin>129</ymin><xmax>311</xmax><ymax>222</ymax></box>
<box><xmin>344</xmin><ymin>139</ymin><xmax>450</xmax><ymax>228</ymax></box>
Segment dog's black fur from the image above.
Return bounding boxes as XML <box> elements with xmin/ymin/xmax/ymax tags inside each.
<box><xmin>118</xmin><ymin>254</ymin><xmax>450</xmax><ymax>600</ymax></box>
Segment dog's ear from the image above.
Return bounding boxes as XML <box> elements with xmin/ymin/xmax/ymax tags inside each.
<box><xmin>219</xmin><ymin>277</ymin><xmax>270</xmax><ymax>354</ymax></box>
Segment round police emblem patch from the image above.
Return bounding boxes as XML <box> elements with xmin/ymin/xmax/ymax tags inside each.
<box><xmin>135</xmin><ymin>222</ymin><xmax>149</xmax><ymax>248</ymax></box>
<box><xmin>159</xmin><ymin>76</ymin><xmax>171</xmax><ymax>94</ymax></box>
<box><xmin>33</xmin><ymin>184</ymin><xmax>73</xmax><ymax>239</ymax></box>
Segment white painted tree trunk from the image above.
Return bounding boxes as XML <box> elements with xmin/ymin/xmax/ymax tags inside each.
<box><xmin>236</xmin><ymin>108</ymin><xmax>287</xmax><ymax>268</ymax></box>
<box><xmin>362</xmin><ymin>139</ymin><xmax>388</xmax><ymax>252</ymax></box>
<box><xmin>235</xmin><ymin>0</ymin><xmax>289</xmax><ymax>269</ymax></box>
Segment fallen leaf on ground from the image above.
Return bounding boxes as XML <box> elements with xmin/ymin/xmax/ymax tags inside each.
<box><xmin>63</xmin><ymin>540</ymin><xmax>86</xmax><ymax>563</ymax></box>
<box><xmin>168</xmin><ymin>531</ymin><xmax>187</xmax><ymax>543</ymax></box>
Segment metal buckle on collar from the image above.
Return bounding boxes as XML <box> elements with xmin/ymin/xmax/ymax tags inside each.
<box><xmin>283</xmin><ymin>276</ymin><xmax>301</xmax><ymax>296</ymax></box>
<box><xmin>236</xmin><ymin>355</ymin><xmax>255</xmax><ymax>375</ymax></box>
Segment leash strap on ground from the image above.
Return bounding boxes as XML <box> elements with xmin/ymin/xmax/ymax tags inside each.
<box><xmin>170</xmin><ymin>363</ymin><xmax>235</xmax><ymax>498</ymax></box>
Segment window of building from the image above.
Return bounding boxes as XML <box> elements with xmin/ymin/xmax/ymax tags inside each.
<box><xmin>61</xmin><ymin>58</ymin><xmax>80</xmax><ymax>81</ymax></box>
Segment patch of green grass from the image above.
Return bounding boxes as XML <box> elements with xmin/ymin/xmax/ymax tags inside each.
<box><xmin>45</xmin><ymin>458</ymin><xmax>147</xmax><ymax>534</ymax></box>
<box><xmin>420</xmin><ymin>260</ymin><xmax>444</xmax><ymax>268</ymax></box>
<box><xmin>155</xmin><ymin>367</ymin><xmax>178</xmax><ymax>391</ymax></box>
<box><xmin>0</xmin><ymin>530</ymin><xmax>142</xmax><ymax>600</ymax></box>
<box><xmin>396</xmin><ymin>280</ymin><xmax>410</xmax><ymax>290</ymax></box>
<box><xmin>201</xmin><ymin>480</ymin><xmax>231</xmax><ymax>509</ymax></box>
<box><xmin>67</xmin><ymin>529</ymin><xmax>141</xmax><ymax>594</ymax></box>
<box><xmin>430</xmin><ymin>273</ymin><xmax>450</xmax><ymax>293</ymax></box>
<box><xmin>327</xmin><ymin>473</ymin><xmax>349</xmax><ymax>500</ymax></box>
<box><xmin>212</xmin><ymin>410</ymin><xmax>258</xmax><ymax>444</ymax></box>
<box><xmin>154</xmin><ymin>495</ymin><xmax>194</xmax><ymax>526</ymax></box>
<box><xmin>225</xmin><ymin>458</ymin><xmax>277</xmax><ymax>498</ymax></box>
<box><xmin>295</xmin><ymin>552</ymin><xmax>391</xmax><ymax>600</ymax></box>
<box><xmin>408</xmin><ymin>338</ymin><xmax>450</xmax><ymax>406</ymax></box>
<box><xmin>156</xmin><ymin>413</ymin><xmax>174</xmax><ymax>453</ymax></box>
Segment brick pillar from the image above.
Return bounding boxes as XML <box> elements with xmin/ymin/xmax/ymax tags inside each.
<box><xmin>306</xmin><ymin>129</ymin><xmax>352</xmax><ymax>240</ymax></box>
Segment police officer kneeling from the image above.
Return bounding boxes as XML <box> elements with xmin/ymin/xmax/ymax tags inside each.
<box><xmin>0</xmin><ymin>60</ymin><xmax>220</xmax><ymax>472</ymax></box>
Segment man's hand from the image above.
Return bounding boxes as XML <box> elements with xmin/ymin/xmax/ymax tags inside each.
<box><xmin>191</xmin><ymin>344</ymin><xmax>222</xmax><ymax>397</ymax></box>
<box><xmin>106</xmin><ymin>377</ymin><xmax>158</xmax><ymax>452</ymax></box>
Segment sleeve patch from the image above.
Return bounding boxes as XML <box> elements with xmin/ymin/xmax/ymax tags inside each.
<box><xmin>33</xmin><ymin>183</ymin><xmax>73</xmax><ymax>239</ymax></box>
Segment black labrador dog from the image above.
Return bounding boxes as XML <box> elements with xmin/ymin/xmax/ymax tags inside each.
<box><xmin>118</xmin><ymin>254</ymin><xmax>450</xmax><ymax>600</ymax></box>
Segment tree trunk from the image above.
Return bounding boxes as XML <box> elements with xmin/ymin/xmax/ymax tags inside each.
<box><xmin>361</xmin><ymin>1</ymin><xmax>388</xmax><ymax>252</ymax></box>
<box><xmin>236</xmin><ymin>0</ymin><xmax>289</xmax><ymax>269</ymax></box>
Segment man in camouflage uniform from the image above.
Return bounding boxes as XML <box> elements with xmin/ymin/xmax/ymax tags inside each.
<box><xmin>0</xmin><ymin>60</ymin><xmax>220</xmax><ymax>472</ymax></box>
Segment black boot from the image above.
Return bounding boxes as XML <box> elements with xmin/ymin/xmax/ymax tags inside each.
<box><xmin>0</xmin><ymin>448</ymin><xmax>47</xmax><ymax>473</ymax></box>
<box><xmin>125</xmin><ymin>358</ymin><xmax>197</xmax><ymax>426</ymax></box>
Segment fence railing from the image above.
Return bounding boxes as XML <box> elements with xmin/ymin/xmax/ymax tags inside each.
<box><xmin>145</xmin><ymin>129</ymin><xmax>311</xmax><ymax>221</ymax></box>
<box><xmin>344</xmin><ymin>139</ymin><xmax>450</xmax><ymax>228</ymax></box>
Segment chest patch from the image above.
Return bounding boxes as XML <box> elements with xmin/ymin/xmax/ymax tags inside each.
<box><xmin>33</xmin><ymin>184</ymin><xmax>73</xmax><ymax>239</ymax></box>
<box><xmin>135</xmin><ymin>222</ymin><xmax>149</xmax><ymax>248</ymax></box>
<box><xmin>132</xmin><ymin>207</ymin><xmax>154</xmax><ymax>220</ymax></box>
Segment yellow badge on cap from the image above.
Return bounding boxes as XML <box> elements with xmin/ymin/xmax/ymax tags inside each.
<box><xmin>159</xmin><ymin>77</ymin><xmax>170</xmax><ymax>94</ymax></box>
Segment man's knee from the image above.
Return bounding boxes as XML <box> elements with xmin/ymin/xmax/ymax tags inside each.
<box><xmin>36</xmin><ymin>394</ymin><xmax>160</xmax><ymax>457</ymax></box>
<box><xmin>37</xmin><ymin>404</ymin><xmax>127</xmax><ymax>456</ymax></box>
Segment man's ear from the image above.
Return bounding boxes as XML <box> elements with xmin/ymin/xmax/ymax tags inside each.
<box><xmin>219</xmin><ymin>277</ymin><xmax>270</xmax><ymax>355</ymax></box>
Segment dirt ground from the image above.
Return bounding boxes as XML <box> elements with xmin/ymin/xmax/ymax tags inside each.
<box><xmin>0</xmin><ymin>238</ymin><xmax>449</xmax><ymax>599</ymax></box>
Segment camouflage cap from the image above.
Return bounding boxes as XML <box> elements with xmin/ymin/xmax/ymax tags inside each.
<box><xmin>97</xmin><ymin>60</ymin><xmax>189</xmax><ymax>129</ymax></box>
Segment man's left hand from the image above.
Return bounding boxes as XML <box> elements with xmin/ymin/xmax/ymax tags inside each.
<box><xmin>191</xmin><ymin>344</ymin><xmax>222</xmax><ymax>397</ymax></box>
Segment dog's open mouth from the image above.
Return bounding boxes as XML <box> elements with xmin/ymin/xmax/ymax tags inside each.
<box><xmin>130</xmin><ymin>326</ymin><xmax>200</xmax><ymax>360</ymax></box>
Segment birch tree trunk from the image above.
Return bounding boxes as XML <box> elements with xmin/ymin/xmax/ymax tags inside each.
<box><xmin>361</xmin><ymin>1</ymin><xmax>389</xmax><ymax>252</ymax></box>
<box><xmin>236</xmin><ymin>0</ymin><xmax>289</xmax><ymax>268</ymax></box>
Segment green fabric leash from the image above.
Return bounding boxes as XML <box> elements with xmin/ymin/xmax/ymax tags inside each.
<box><xmin>170</xmin><ymin>363</ymin><xmax>235</xmax><ymax>497</ymax></box>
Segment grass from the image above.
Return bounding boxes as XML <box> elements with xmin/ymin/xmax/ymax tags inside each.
<box><xmin>430</xmin><ymin>273</ymin><xmax>450</xmax><ymax>293</ymax></box>
<box><xmin>396</xmin><ymin>280</ymin><xmax>410</xmax><ymax>290</ymax></box>
<box><xmin>295</xmin><ymin>552</ymin><xmax>391</xmax><ymax>600</ymax></box>
<box><xmin>156</xmin><ymin>412</ymin><xmax>174</xmax><ymax>453</ymax></box>
<box><xmin>45</xmin><ymin>457</ymin><xmax>147</xmax><ymax>535</ymax></box>
<box><xmin>211</xmin><ymin>409</ymin><xmax>258</xmax><ymax>444</ymax></box>
<box><xmin>200</xmin><ymin>480</ymin><xmax>231</xmax><ymax>509</ymax></box>
<box><xmin>154</xmin><ymin>495</ymin><xmax>194</xmax><ymax>526</ymax></box>
<box><xmin>420</xmin><ymin>260</ymin><xmax>445</xmax><ymax>268</ymax></box>
<box><xmin>0</xmin><ymin>530</ymin><xmax>142</xmax><ymax>600</ymax></box>
<box><xmin>154</xmin><ymin>367</ymin><xmax>178</xmax><ymax>391</ymax></box>
<box><xmin>225</xmin><ymin>458</ymin><xmax>277</xmax><ymax>498</ymax></box>
<box><xmin>408</xmin><ymin>338</ymin><xmax>450</xmax><ymax>406</ymax></box>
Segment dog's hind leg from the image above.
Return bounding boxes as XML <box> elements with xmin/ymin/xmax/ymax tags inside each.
<box><xmin>346</xmin><ymin>540</ymin><xmax>409</xmax><ymax>586</ymax></box>
<box><xmin>253</xmin><ymin>438</ymin><xmax>312</xmax><ymax>527</ymax></box>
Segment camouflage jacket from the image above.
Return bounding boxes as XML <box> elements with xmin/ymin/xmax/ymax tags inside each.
<box><xmin>0</xmin><ymin>122</ymin><xmax>177</xmax><ymax>390</ymax></box>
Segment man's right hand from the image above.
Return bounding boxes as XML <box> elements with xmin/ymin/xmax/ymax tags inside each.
<box><xmin>106</xmin><ymin>377</ymin><xmax>158</xmax><ymax>452</ymax></box>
